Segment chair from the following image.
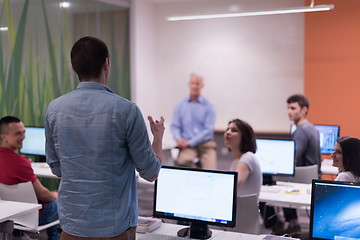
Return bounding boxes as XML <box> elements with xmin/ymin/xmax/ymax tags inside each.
<box><xmin>0</xmin><ymin>182</ymin><xmax>59</xmax><ymax>233</ymax></box>
<box><xmin>169</xmin><ymin>148</ymin><xmax>201</xmax><ymax>167</ymax></box>
<box><xmin>229</xmin><ymin>194</ymin><xmax>261</xmax><ymax>234</ymax></box>
<box><xmin>274</xmin><ymin>165</ymin><xmax>319</xmax><ymax>184</ymax></box>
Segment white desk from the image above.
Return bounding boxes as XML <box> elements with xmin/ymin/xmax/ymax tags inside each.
<box><xmin>321</xmin><ymin>159</ymin><xmax>339</xmax><ymax>175</ymax></box>
<box><xmin>31</xmin><ymin>162</ymin><xmax>59</xmax><ymax>179</ymax></box>
<box><xmin>137</xmin><ymin>223</ymin><xmax>264</xmax><ymax>240</ymax></box>
<box><xmin>259</xmin><ymin>181</ymin><xmax>311</xmax><ymax>209</ymax></box>
<box><xmin>0</xmin><ymin>200</ymin><xmax>41</xmax><ymax>223</ymax></box>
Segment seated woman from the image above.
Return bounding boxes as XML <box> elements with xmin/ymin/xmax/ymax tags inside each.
<box><xmin>332</xmin><ymin>136</ymin><xmax>360</xmax><ymax>181</ymax></box>
<box><xmin>224</xmin><ymin>119</ymin><xmax>262</xmax><ymax>199</ymax></box>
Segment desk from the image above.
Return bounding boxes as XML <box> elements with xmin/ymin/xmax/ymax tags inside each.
<box><xmin>259</xmin><ymin>181</ymin><xmax>311</xmax><ymax>209</ymax></box>
<box><xmin>137</xmin><ymin>222</ymin><xmax>264</xmax><ymax>240</ymax></box>
<box><xmin>321</xmin><ymin>159</ymin><xmax>339</xmax><ymax>175</ymax></box>
<box><xmin>31</xmin><ymin>162</ymin><xmax>58</xmax><ymax>179</ymax></box>
<box><xmin>0</xmin><ymin>200</ymin><xmax>41</xmax><ymax>223</ymax></box>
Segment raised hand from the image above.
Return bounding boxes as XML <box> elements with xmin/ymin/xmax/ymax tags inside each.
<box><xmin>147</xmin><ymin>116</ymin><xmax>165</xmax><ymax>139</ymax></box>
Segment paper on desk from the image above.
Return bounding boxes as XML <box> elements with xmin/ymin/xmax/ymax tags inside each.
<box><xmin>284</xmin><ymin>189</ymin><xmax>300</xmax><ymax>194</ymax></box>
<box><xmin>263</xmin><ymin>235</ymin><xmax>300</xmax><ymax>240</ymax></box>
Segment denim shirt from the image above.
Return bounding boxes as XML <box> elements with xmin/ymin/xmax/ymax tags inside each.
<box><xmin>170</xmin><ymin>96</ymin><xmax>215</xmax><ymax>147</ymax></box>
<box><xmin>45</xmin><ymin>82</ymin><xmax>160</xmax><ymax>237</ymax></box>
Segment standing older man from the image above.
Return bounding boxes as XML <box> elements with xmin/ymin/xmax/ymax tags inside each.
<box><xmin>171</xmin><ymin>73</ymin><xmax>217</xmax><ymax>170</ymax></box>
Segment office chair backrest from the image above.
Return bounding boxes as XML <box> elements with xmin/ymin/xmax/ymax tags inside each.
<box><xmin>229</xmin><ymin>194</ymin><xmax>260</xmax><ymax>235</ymax></box>
<box><xmin>0</xmin><ymin>181</ymin><xmax>37</xmax><ymax>204</ymax></box>
<box><xmin>274</xmin><ymin>164</ymin><xmax>318</xmax><ymax>184</ymax></box>
<box><xmin>0</xmin><ymin>182</ymin><xmax>39</xmax><ymax>229</ymax></box>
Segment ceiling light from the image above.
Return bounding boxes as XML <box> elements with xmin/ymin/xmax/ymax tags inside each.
<box><xmin>59</xmin><ymin>2</ymin><xmax>70</xmax><ymax>8</ymax></box>
<box><xmin>167</xmin><ymin>4</ymin><xmax>334</xmax><ymax>21</ymax></box>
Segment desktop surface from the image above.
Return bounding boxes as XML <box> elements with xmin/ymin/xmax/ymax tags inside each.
<box><xmin>0</xmin><ymin>200</ymin><xmax>41</xmax><ymax>223</ymax></box>
<box><xmin>31</xmin><ymin>162</ymin><xmax>58</xmax><ymax>179</ymax></box>
<box><xmin>320</xmin><ymin>159</ymin><xmax>339</xmax><ymax>175</ymax></box>
<box><xmin>136</xmin><ymin>223</ymin><xmax>264</xmax><ymax>240</ymax></box>
<box><xmin>259</xmin><ymin>181</ymin><xmax>311</xmax><ymax>209</ymax></box>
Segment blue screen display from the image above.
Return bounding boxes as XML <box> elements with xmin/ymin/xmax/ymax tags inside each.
<box><xmin>314</xmin><ymin>125</ymin><xmax>340</xmax><ymax>155</ymax></box>
<box><xmin>311</xmin><ymin>181</ymin><xmax>360</xmax><ymax>239</ymax></box>
<box><xmin>291</xmin><ymin>124</ymin><xmax>340</xmax><ymax>155</ymax></box>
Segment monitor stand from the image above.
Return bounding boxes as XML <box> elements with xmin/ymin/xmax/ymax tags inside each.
<box><xmin>27</xmin><ymin>155</ymin><xmax>46</xmax><ymax>163</ymax></box>
<box><xmin>177</xmin><ymin>222</ymin><xmax>212</xmax><ymax>239</ymax></box>
<box><xmin>262</xmin><ymin>174</ymin><xmax>277</xmax><ymax>186</ymax></box>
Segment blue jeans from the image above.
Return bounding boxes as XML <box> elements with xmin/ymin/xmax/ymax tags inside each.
<box><xmin>39</xmin><ymin>200</ymin><xmax>59</xmax><ymax>240</ymax></box>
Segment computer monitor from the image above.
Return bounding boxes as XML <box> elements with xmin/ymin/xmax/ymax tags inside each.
<box><xmin>310</xmin><ymin>179</ymin><xmax>360</xmax><ymax>240</ymax></box>
<box><xmin>255</xmin><ymin>138</ymin><xmax>295</xmax><ymax>185</ymax></box>
<box><xmin>314</xmin><ymin>125</ymin><xmax>340</xmax><ymax>155</ymax></box>
<box><xmin>290</xmin><ymin>123</ymin><xmax>297</xmax><ymax>134</ymax></box>
<box><xmin>20</xmin><ymin>127</ymin><xmax>46</xmax><ymax>156</ymax></box>
<box><xmin>153</xmin><ymin>166</ymin><xmax>238</xmax><ymax>239</ymax></box>
<box><xmin>290</xmin><ymin>124</ymin><xmax>340</xmax><ymax>155</ymax></box>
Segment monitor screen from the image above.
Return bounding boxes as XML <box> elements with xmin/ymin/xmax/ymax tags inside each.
<box><xmin>255</xmin><ymin>138</ymin><xmax>295</xmax><ymax>177</ymax></box>
<box><xmin>290</xmin><ymin>123</ymin><xmax>297</xmax><ymax>134</ymax></box>
<box><xmin>20</xmin><ymin>127</ymin><xmax>45</xmax><ymax>156</ymax></box>
<box><xmin>153</xmin><ymin>166</ymin><xmax>237</xmax><ymax>239</ymax></box>
<box><xmin>310</xmin><ymin>180</ymin><xmax>360</xmax><ymax>240</ymax></box>
<box><xmin>314</xmin><ymin>125</ymin><xmax>340</xmax><ymax>155</ymax></box>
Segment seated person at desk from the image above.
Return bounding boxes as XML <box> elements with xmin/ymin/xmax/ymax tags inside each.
<box><xmin>332</xmin><ymin>136</ymin><xmax>360</xmax><ymax>182</ymax></box>
<box><xmin>0</xmin><ymin>116</ymin><xmax>59</xmax><ymax>240</ymax></box>
<box><xmin>224</xmin><ymin>119</ymin><xmax>262</xmax><ymax>199</ymax></box>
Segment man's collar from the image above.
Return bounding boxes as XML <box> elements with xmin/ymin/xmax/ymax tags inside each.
<box><xmin>295</xmin><ymin>118</ymin><xmax>308</xmax><ymax>126</ymax></box>
<box><xmin>0</xmin><ymin>147</ymin><xmax>16</xmax><ymax>153</ymax></box>
<box><xmin>77</xmin><ymin>82</ymin><xmax>114</xmax><ymax>93</ymax></box>
<box><xmin>187</xmin><ymin>95</ymin><xmax>203</xmax><ymax>103</ymax></box>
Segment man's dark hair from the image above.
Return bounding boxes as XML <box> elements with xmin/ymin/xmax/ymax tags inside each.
<box><xmin>70</xmin><ymin>36</ymin><xmax>109</xmax><ymax>80</ymax></box>
<box><xmin>338</xmin><ymin>136</ymin><xmax>360</xmax><ymax>178</ymax></box>
<box><xmin>228</xmin><ymin>119</ymin><xmax>257</xmax><ymax>153</ymax></box>
<box><xmin>286</xmin><ymin>94</ymin><xmax>309</xmax><ymax>109</ymax></box>
<box><xmin>0</xmin><ymin>116</ymin><xmax>21</xmax><ymax>134</ymax></box>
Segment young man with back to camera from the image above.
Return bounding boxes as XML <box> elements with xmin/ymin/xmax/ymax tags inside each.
<box><xmin>45</xmin><ymin>36</ymin><xmax>164</xmax><ymax>240</ymax></box>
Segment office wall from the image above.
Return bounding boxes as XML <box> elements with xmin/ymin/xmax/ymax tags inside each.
<box><xmin>130</xmin><ymin>0</ymin><xmax>159</xmax><ymax>117</ymax></box>
<box><xmin>305</xmin><ymin>0</ymin><xmax>360</xmax><ymax>138</ymax></box>
<box><xmin>131</xmin><ymin>0</ymin><xmax>304</xmax><ymax>134</ymax></box>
